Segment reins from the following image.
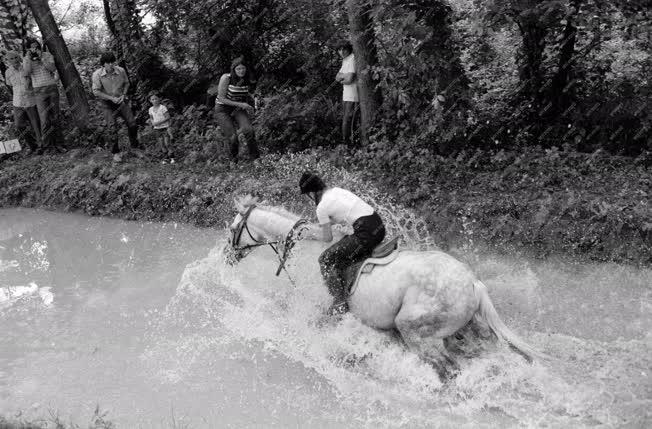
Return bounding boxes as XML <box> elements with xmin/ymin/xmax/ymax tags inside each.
<box><xmin>231</xmin><ymin>205</ymin><xmax>308</xmax><ymax>286</ymax></box>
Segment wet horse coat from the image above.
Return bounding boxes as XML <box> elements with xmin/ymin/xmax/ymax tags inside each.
<box><xmin>228</xmin><ymin>196</ymin><xmax>540</xmax><ymax>377</ymax></box>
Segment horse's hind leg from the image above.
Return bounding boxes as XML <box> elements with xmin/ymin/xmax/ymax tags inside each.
<box><xmin>396</xmin><ymin>318</ymin><xmax>459</xmax><ymax>379</ymax></box>
<box><xmin>444</xmin><ymin>316</ymin><xmax>497</xmax><ymax>357</ymax></box>
<box><xmin>394</xmin><ymin>291</ymin><xmax>461</xmax><ymax>379</ymax></box>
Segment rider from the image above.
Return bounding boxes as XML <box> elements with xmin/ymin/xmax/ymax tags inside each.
<box><xmin>299</xmin><ymin>172</ymin><xmax>386</xmax><ymax>315</ymax></box>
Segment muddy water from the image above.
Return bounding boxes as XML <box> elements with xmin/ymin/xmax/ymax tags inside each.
<box><xmin>0</xmin><ymin>208</ymin><xmax>650</xmax><ymax>428</ymax></box>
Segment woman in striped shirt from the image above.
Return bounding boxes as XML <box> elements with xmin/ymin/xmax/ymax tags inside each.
<box><xmin>215</xmin><ymin>57</ymin><xmax>260</xmax><ymax>161</ymax></box>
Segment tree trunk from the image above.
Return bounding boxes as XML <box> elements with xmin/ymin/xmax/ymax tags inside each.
<box><xmin>27</xmin><ymin>0</ymin><xmax>89</xmax><ymax>125</ymax></box>
<box><xmin>400</xmin><ymin>0</ymin><xmax>469</xmax><ymax>101</ymax></box>
<box><xmin>108</xmin><ymin>0</ymin><xmax>143</xmax><ymax>78</ymax></box>
<box><xmin>549</xmin><ymin>2</ymin><xmax>579</xmax><ymax>116</ymax></box>
<box><xmin>101</xmin><ymin>0</ymin><xmax>129</xmax><ymax>74</ymax></box>
<box><xmin>107</xmin><ymin>0</ymin><xmax>172</xmax><ymax>106</ymax></box>
<box><xmin>346</xmin><ymin>0</ymin><xmax>382</xmax><ymax>145</ymax></box>
<box><xmin>516</xmin><ymin>16</ymin><xmax>547</xmax><ymax>107</ymax></box>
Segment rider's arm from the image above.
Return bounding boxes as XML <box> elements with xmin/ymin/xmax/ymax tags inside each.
<box><xmin>320</xmin><ymin>223</ymin><xmax>333</xmax><ymax>243</ymax></box>
<box><xmin>315</xmin><ymin>199</ymin><xmax>334</xmax><ymax>242</ymax></box>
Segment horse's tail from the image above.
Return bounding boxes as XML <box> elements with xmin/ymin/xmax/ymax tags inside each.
<box><xmin>473</xmin><ymin>280</ymin><xmax>545</xmax><ymax>361</ymax></box>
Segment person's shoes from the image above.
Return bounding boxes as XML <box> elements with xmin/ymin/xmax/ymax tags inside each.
<box><xmin>169</xmin><ymin>158</ymin><xmax>175</xmax><ymax>164</ymax></box>
<box><xmin>161</xmin><ymin>159</ymin><xmax>168</xmax><ymax>165</ymax></box>
<box><xmin>113</xmin><ymin>153</ymin><xmax>122</xmax><ymax>163</ymax></box>
<box><xmin>327</xmin><ymin>300</ymin><xmax>349</xmax><ymax>316</ymax></box>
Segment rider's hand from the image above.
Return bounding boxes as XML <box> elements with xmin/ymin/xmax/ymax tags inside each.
<box><xmin>241</xmin><ymin>103</ymin><xmax>255</xmax><ymax>113</ymax></box>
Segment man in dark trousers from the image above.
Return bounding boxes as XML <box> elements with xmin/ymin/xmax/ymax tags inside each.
<box><xmin>91</xmin><ymin>51</ymin><xmax>141</xmax><ymax>161</ymax></box>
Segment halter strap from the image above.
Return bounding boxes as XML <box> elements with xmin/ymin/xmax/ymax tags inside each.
<box><xmin>275</xmin><ymin>218</ymin><xmax>309</xmax><ymax>277</ymax></box>
<box><xmin>232</xmin><ymin>205</ymin><xmax>278</xmax><ymax>252</ymax></box>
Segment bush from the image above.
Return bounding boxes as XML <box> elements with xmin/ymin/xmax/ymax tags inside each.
<box><xmin>256</xmin><ymin>89</ymin><xmax>341</xmax><ymax>153</ymax></box>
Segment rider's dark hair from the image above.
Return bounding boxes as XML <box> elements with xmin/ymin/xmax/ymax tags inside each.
<box><xmin>299</xmin><ymin>172</ymin><xmax>326</xmax><ymax>194</ymax></box>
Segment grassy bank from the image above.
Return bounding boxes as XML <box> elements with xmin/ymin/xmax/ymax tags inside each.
<box><xmin>0</xmin><ymin>146</ymin><xmax>649</xmax><ymax>265</ymax></box>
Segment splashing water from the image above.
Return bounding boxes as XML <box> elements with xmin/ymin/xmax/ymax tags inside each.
<box><xmin>150</xmin><ymin>236</ymin><xmax>650</xmax><ymax>428</ymax></box>
<box><xmin>145</xmin><ymin>167</ymin><xmax>651</xmax><ymax>429</ymax></box>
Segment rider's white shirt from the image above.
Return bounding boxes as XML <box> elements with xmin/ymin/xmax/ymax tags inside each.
<box><xmin>316</xmin><ymin>187</ymin><xmax>373</xmax><ymax>226</ymax></box>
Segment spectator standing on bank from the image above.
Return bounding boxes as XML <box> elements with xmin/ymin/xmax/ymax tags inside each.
<box><xmin>148</xmin><ymin>91</ymin><xmax>174</xmax><ymax>164</ymax></box>
<box><xmin>215</xmin><ymin>56</ymin><xmax>260</xmax><ymax>162</ymax></box>
<box><xmin>22</xmin><ymin>39</ymin><xmax>63</xmax><ymax>151</ymax></box>
<box><xmin>4</xmin><ymin>51</ymin><xmax>42</xmax><ymax>154</ymax></box>
<box><xmin>91</xmin><ymin>51</ymin><xmax>141</xmax><ymax>161</ymax></box>
<box><xmin>335</xmin><ymin>41</ymin><xmax>358</xmax><ymax>146</ymax></box>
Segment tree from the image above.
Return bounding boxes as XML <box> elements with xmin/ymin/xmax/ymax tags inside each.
<box><xmin>101</xmin><ymin>0</ymin><xmax>125</xmax><ymax>69</ymax></box>
<box><xmin>104</xmin><ymin>0</ymin><xmax>176</xmax><ymax>108</ymax></box>
<box><xmin>398</xmin><ymin>0</ymin><xmax>469</xmax><ymax>102</ymax></box>
<box><xmin>106</xmin><ymin>0</ymin><xmax>142</xmax><ymax>75</ymax></box>
<box><xmin>27</xmin><ymin>0</ymin><xmax>89</xmax><ymax>125</ymax></box>
<box><xmin>346</xmin><ymin>0</ymin><xmax>382</xmax><ymax>144</ymax></box>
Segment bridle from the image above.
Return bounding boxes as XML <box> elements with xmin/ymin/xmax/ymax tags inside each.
<box><xmin>230</xmin><ymin>204</ymin><xmax>308</xmax><ymax>284</ymax></box>
<box><xmin>230</xmin><ymin>205</ymin><xmax>263</xmax><ymax>253</ymax></box>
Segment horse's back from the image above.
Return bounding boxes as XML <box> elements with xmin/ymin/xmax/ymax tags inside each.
<box><xmin>349</xmin><ymin>250</ymin><xmax>478</xmax><ymax>330</ymax></box>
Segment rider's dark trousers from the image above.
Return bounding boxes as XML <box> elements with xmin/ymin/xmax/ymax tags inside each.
<box><xmin>318</xmin><ymin>212</ymin><xmax>385</xmax><ymax>303</ymax></box>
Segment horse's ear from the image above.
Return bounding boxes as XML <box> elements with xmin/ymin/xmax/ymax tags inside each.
<box><xmin>241</xmin><ymin>194</ymin><xmax>259</xmax><ymax>208</ymax></box>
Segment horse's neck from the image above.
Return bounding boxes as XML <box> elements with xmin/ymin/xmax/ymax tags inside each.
<box><xmin>251</xmin><ymin>209</ymin><xmax>296</xmax><ymax>239</ymax></box>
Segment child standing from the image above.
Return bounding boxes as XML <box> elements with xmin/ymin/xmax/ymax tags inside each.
<box><xmin>148</xmin><ymin>91</ymin><xmax>174</xmax><ymax>163</ymax></box>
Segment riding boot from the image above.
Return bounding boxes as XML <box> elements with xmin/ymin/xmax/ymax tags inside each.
<box><xmin>325</xmin><ymin>271</ymin><xmax>349</xmax><ymax>316</ymax></box>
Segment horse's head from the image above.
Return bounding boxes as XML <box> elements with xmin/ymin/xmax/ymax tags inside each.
<box><xmin>224</xmin><ymin>195</ymin><xmax>306</xmax><ymax>266</ymax></box>
<box><xmin>224</xmin><ymin>195</ymin><xmax>263</xmax><ymax>265</ymax></box>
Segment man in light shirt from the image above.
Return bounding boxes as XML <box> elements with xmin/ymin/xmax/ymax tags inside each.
<box><xmin>91</xmin><ymin>51</ymin><xmax>141</xmax><ymax>159</ymax></box>
<box><xmin>335</xmin><ymin>41</ymin><xmax>359</xmax><ymax>146</ymax></box>
<box><xmin>299</xmin><ymin>172</ymin><xmax>386</xmax><ymax>316</ymax></box>
<box><xmin>4</xmin><ymin>51</ymin><xmax>41</xmax><ymax>153</ymax></box>
<box><xmin>22</xmin><ymin>39</ymin><xmax>63</xmax><ymax>151</ymax></box>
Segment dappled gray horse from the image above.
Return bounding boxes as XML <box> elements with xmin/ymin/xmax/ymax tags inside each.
<box><xmin>226</xmin><ymin>195</ymin><xmax>541</xmax><ymax>378</ymax></box>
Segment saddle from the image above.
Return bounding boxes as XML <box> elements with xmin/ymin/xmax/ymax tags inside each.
<box><xmin>345</xmin><ymin>237</ymin><xmax>400</xmax><ymax>296</ymax></box>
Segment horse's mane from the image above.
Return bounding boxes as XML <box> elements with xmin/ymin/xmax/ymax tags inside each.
<box><xmin>234</xmin><ymin>194</ymin><xmax>301</xmax><ymax>221</ymax></box>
